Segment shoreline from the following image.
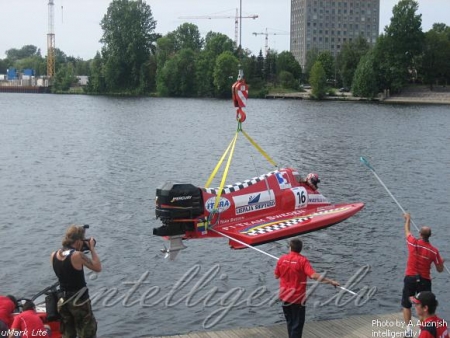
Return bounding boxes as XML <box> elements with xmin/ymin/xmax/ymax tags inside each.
<box><xmin>266</xmin><ymin>86</ymin><xmax>450</xmax><ymax>105</ymax></box>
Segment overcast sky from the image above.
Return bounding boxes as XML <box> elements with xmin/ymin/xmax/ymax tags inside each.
<box><xmin>1</xmin><ymin>0</ymin><xmax>449</xmax><ymax>60</ymax></box>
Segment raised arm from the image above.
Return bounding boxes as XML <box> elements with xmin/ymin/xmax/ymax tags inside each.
<box><xmin>73</xmin><ymin>238</ymin><xmax>102</xmax><ymax>272</ymax></box>
<box><xmin>403</xmin><ymin>213</ymin><xmax>411</xmax><ymax>238</ymax></box>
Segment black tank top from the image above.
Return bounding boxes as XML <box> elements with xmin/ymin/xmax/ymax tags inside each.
<box><xmin>52</xmin><ymin>249</ymin><xmax>87</xmax><ymax>292</ymax></box>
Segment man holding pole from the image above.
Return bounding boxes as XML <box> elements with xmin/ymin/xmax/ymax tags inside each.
<box><xmin>402</xmin><ymin>213</ymin><xmax>444</xmax><ymax>337</ymax></box>
<box><xmin>274</xmin><ymin>238</ymin><xmax>340</xmax><ymax>338</ymax></box>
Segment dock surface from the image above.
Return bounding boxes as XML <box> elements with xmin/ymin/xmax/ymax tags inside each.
<box><xmin>149</xmin><ymin>312</ymin><xmax>420</xmax><ymax>337</ymax></box>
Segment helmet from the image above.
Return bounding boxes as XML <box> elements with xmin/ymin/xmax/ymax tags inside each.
<box><xmin>306</xmin><ymin>173</ymin><xmax>320</xmax><ymax>188</ymax></box>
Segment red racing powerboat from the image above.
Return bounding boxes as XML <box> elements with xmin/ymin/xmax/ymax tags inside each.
<box><xmin>153</xmin><ymin>70</ymin><xmax>363</xmax><ymax>259</ymax></box>
<box><xmin>154</xmin><ymin>167</ymin><xmax>364</xmax><ymax>259</ymax></box>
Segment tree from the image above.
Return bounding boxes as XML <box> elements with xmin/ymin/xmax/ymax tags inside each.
<box><xmin>383</xmin><ymin>0</ymin><xmax>424</xmax><ymax>90</ymax></box>
<box><xmin>264</xmin><ymin>50</ymin><xmax>277</xmax><ymax>82</ymax></box>
<box><xmin>13</xmin><ymin>56</ymin><xmax>45</xmax><ymax>76</ymax></box>
<box><xmin>277</xmin><ymin>51</ymin><xmax>302</xmax><ymax>80</ymax></box>
<box><xmin>100</xmin><ymin>0</ymin><xmax>158</xmax><ymax>93</ymax></box>
<box><xmin>255</xmin><ymin>50</ymin><xmax>264</xmax><ymax>79</ymax></box>
<box><xmin>213</xmin><ymin>51</ymin><xmax>239</xmax><ymax>98</ymax></box>
<box><xmin>5</xmin><ymin>45</ymin><xmax>40</xmax><ymax>61</ymax></box>
<box><xmin>86</xmin><ymin>52</ymin><xmax>106</xmax><ymax>93</ymax></box>
<box><xmin>352</xmin><ymin>52</ymin><xmax>378</xmax><ymax>99</ymax></box>
<box><xmin>52</xmin><ymin>63</ymin><xmax>77</xmax><ymax>92</ymax></box>
<box><xmin>317</xmin><ymin>51</ymin><xmax>335</xmax><ymax>83</ymax></box>
<box><xmin>195</xmin><ymin>32</ymin><xmax>235</xmax><ymax>97</ymax></box>
<box><xmin>155</xmin><ymin>34</ymin><xmax>177</xmax><ymax>71</ymax></box>
<box><xmin>337</xmin><ymin>36</ymin><xmax>371</xmax><ymax>88</ymax></box>
<box><xmin>157</xmin><ymin>48</ymin><xmax>197</xmax><ymax>97</ymax></box>
<box><xmin>0</xmin><ymin>58</ymin><xmax>8</xmax><ymax>73</ymax></box>
<box><xmin>304</xmin><ymin>48</ymin><xmax>319</xmax><ymax>80</ymax></box>
<box><xmin>431</xmin><ymin>23</ymin><xmax>450</xmax><ymax>44</ymax></box>
<box><xmin>420</xmin><ymin>29</ymin><xmax>450</xmax><ymax>88</ymax></box>
<box><xmin>173</xmin><ymin>23</ymin><xmax>204</xmax><ymax>52</ymax></box>
<box><xmin>309</xmin><ymin>61</ymin><xmax>326</xmax><ymax>99</ymax></box>
<box><xmin>204</xmin><ymin>32</ymin><xmax>234</xmax><ymax>55</ymax></box>
<box><xmin>279</xmin><ymin>71</ymin><xmax>297</xmax><ymax>90</ymax></box>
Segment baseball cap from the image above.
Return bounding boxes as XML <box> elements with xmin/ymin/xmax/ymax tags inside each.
<box><xmin>410</xmin><ymin>291</ymin><xmax>438</xmax><ymax>308</ymax></box>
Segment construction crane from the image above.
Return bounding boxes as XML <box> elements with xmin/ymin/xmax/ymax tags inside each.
<box><xmin>252</xmin><ymin>28</ymin><xmax>289</xmax><ymax>55</ymax></box>
<box><xmin>179</xmin><ymin>9</ymin><xmax>258</xmax><ymax>46</ymax></box>
<box><xmin>47</xmin><ymin>0</ymin><xmax>55</xmax><ymax>78</ymax></box>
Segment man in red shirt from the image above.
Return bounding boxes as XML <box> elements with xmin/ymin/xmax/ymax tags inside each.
<box><xmin>402</xmin><ymin>213</ymin><xmax>444</xmax><ymax>337</ymax></box>
<box><xmin>274</xmin><ymin>238</ymin><xmax>340</xmax><ymax>338</ymax></box>
<box><xmin>9</xmin><ymin>301</ymin><xmax>49</xmax><ymax>338</ymax></box>
<box><xmin>410</xmin><ymin>291</ymin><xmax>449</xmax><ymax>338</ymax></box>
<box><xmin>0</xmin><ymin>295</ymin><xmax>16</xmax><ymax>337</ymax></box>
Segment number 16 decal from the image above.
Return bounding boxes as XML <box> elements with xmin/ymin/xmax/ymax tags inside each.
<box><xmin>292</xmin><ymin>187</ymin><xmax>308</xmax><ymax>209</ymax></box>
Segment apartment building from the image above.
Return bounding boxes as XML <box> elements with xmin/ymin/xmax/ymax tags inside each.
<box><xmin>290</xmin><ymin>0</ymin><xmax>380</xmax><ymax>68</ymax></box>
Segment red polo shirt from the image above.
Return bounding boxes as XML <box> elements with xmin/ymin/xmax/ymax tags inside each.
<box><xmin>405</xmin><ymin>234</ymin><xmax>443</xmax><ymax>280</ymax></box>
<box><xmin>10</xmin><ymin>310</ymin><xmax>47</xmax><ymax>338</ymax></box>
<box><xmin>0</xmin><ymin>296</ymin><xmax>15</xmax><ymax>327</ymax></box>
<box><xmin>274</xmin><ymin>251</ymin><xmax>316</xmax><ymax>304</ymax></box>
<box><xmin>418</xmin><ymin>315</ymin><xmax>449</xmax><ymax>338</ymax></box>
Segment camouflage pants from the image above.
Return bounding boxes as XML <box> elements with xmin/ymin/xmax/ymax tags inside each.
<box><xmin>58</xmin><ymin>297</ymin><xmax>97</xmax><ymax>338</ymax></box>
<box><xmin>0</xmin><ymin>320</ymin><xmax>8</xmax><ymax>338</ymax></box>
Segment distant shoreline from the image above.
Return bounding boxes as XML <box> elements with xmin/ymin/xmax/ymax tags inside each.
<box><xmin>266</xmin><ymin>86</ymin><xmax>450</xmax><ymax>105</ymax></box>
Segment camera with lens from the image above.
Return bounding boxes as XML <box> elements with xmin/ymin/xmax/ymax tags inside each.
<box><xmin>81</xmin><ymin>238</ymin><xmax>97</xmax><ymax>252</ymax></box>
<box><xmin>81</xmin><ymin>224</ymin><xmax>97</xmax><ymax>252</ymax></box>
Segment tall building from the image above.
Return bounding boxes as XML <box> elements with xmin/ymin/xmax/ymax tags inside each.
<box><xmin>290</xmin><ymin>0</ymin><xmax>380</xmax><ymax>68</ymax></box>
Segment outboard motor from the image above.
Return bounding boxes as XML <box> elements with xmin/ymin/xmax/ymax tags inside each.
<box><xmin>153</xmin><ymin>182</ymin><xmax>204</xmax><ymax>237</ymax></box>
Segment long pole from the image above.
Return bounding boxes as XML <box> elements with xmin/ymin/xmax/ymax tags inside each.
<box><xmin>210</xmin><ymin>228</ymin><xmax>358</xmax><ymax>295</ymax></box>
<box><xmin>360</xmin><ymin>157</ymin><xmax>450</xmax><ymax>276</ymax></box>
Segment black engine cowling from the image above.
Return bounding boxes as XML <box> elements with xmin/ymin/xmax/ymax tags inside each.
<box><xmin>153</xmin><ymin>182</ymin><xmax>204</xmax><ymax>237</ymax></box>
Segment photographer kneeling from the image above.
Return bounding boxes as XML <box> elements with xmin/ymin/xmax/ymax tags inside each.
<box><xmin>51</xmin><ymin>225</ymin><xmax>101</xmax><ymax>338</ymax></box>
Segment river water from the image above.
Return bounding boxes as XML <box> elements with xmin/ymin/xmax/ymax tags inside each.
<box><xmin>0</xmin><ymin>94</ymin><xmax>449</xmax><ymax>337</ymax></box>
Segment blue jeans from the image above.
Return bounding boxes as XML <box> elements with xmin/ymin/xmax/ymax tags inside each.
<box><xmin>282</xmin><ymin>302</ymin><xmax>306</xmax><ymax>338</ymax></box>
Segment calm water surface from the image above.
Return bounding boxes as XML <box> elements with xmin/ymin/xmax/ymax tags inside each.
<box><xmin>0</xmin><ymin>94</ymin><xmax>449</xmax><ymax>337</ymax></box>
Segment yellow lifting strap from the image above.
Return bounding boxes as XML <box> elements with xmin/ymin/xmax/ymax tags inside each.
<box><xmin>204</xmin><ymin>124</ymin><xmax>277</xmax><ymax>222</ymax></box>
<box><xmin>241</xmin><ymin>130</ymin><xmax>278</xmax><ymax>168</ymax></box>
<box><xmin>213</xmin><ymin>132</ymin><xmax>239</xmax><ymax>210</ymax></box>
<box><xmin>205</xmin><ymin>132</ymin><xmax>238</xmax><ymax>188</ymax></box>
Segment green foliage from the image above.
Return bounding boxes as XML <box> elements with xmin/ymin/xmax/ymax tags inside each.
<box><xmin>242</xmin><ymin>55</ymin><xmax>258</xmax><ymax>84</ymax></box>
<box><xmin>6</xmin><ymin>45</ymin><xmax>41</xmax><ymax>61</ymax></box>
<box><xmin>352</xmin><ymin>52</ymin><xmax>379</xmax><ymax>99</ymax></box>
<box><xmin>100</xmin><ymin>0</ymin><xmax>157</xmax><ymax>93</ymax></box>
<box><xmin>255</xmin><ymin>50</ymin><xmax>264</xmax><ymax>79</ymax></box>
<box><xmin>279</xmin><ymin>71</ymin><xmax>297</xmax><ymax>90</ymax></box>
<box><xmin>86</xmin><ymin>52</ymin><xmax>106</xmax><ymax>93</ymax></box>
<box><xmin>157</xmin><ymin>48</ymin><xmax>197</xmax><ymax>97</ymax></box>
<box><xmin>381</xmin><ymin>0</ymin><xmax>424</xmax><ymax>90</ymax></box>
<box><xmin>172</xmin><ymin>23</ymin><xmax>204</xmax><ymax>52</ymax></box>
<box><xmin>213</xmin><ymin>51</ymin><xmax>239</xmax><ymax>98</ymax></box>
<box><xmin>277</xmin><ymin>51</ymin><xmax>302</xmax><ymax>80</ymax></box>
<box><xmin>204</xmin><ymin>32</ymin><xmax>234</xmax><ymax>55</ymax></box>
<box><xmin>317</xmin><ymin>51</ymin><xmax>334</xmax><ymax>81</ymax></box>
<box><xmin>195</xmin><ymin>32</ymin><xmax>235</xmax><ymax>97</ymax></box>
<box><xmin>264</xmin><ymin>50</ymin><xmax>277</xmax><ymax>82</ymax></box>
<box><xmin>4</xmin><ymin>0</ymin><xmax>450</xmax><ymax>99</ymax></box>
<box><xmin>420</xmin><ymin>29</ymin><xmax>450</xmax><ymax>88</ymax></box>
<box><xmin>52</xmin><ymin>63</ymin><xmax>77</xmax><ymax>92</ymax></box>
<box><xmin>0</xmin><ymin>58</ymin><xmax>8</xmax><ymax>73</ymax></box>
<box><xmin>248</xmin><ymin>87</ymin><xmax>269</xmax><ymax>98</ymax></box>
<box><xmin>337</xmin><ymin>36</ymin><xmax>371</xmax><ymax>88</ymax></box>
<box><xmin>309</xmin><ymin>61</ymin><xmax>327</xmax><ymax>99</ymax></box>
<box><xmin>13</xmin><ymin>56</ymin><xmax>46</xmax><ymax>76</ymax></box>
<box><xmin>304</xmin><ymin>48</ymin><xmax>319</xmax><ymax>79</ymax></box>
<box><xmin>156</xmin><ymin>35</ymin><xmax>177</xmax><ymax>70</ymax></box>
